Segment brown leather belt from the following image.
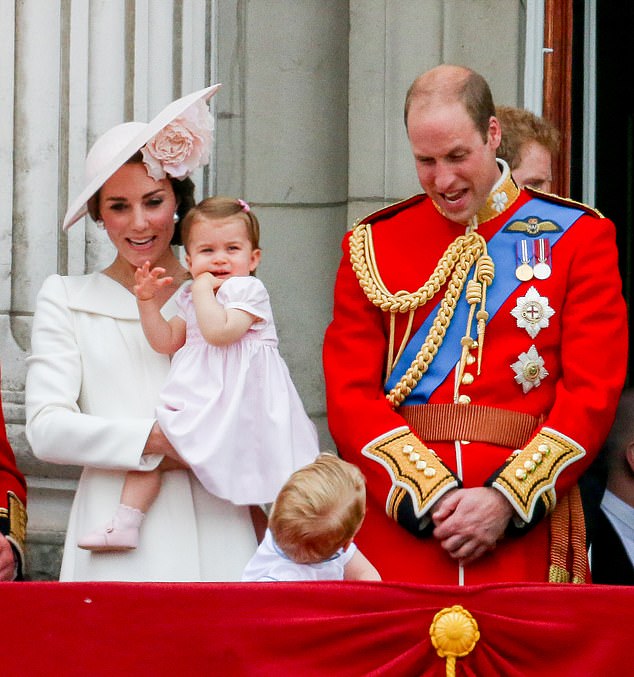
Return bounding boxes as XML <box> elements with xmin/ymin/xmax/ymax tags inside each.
<box><xmin>399</xmin><ymin>403</ymin><xmax>543</xmax><ymax>449</ymax></box>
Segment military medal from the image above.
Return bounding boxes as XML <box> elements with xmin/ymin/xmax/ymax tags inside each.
<box><xmin>511</xmin><ymin>345</ymin><xmax>549</xmax><ymax>393</ymax></box>
<box><xmin>515</xmin><ymin>240</ymin><xmax>534</xmax><ymax>281</ymax></box>
<box><xmin>533</xmin><ymin>239</ymin><xmax>552</xmax><ymax>280</ymax></box>
<box><xmin>510</xmin><ymin>286</ymin><xmax>555</xmax><ymax>338</ymax></box>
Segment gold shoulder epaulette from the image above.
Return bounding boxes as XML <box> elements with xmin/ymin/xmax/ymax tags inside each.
<box><xmin>524</xmin><ymin>187</ymin><xmax>604</xmax><ymax>218</ymax></box>
<box><xmin>357</xmin><ymin>193</ymin><xmax>427</xmax><ymax>226</ymax></box>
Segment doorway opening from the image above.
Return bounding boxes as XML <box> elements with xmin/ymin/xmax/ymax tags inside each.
<box><xmin>571</xmin><ymin>1</ymin><xmax>633</xmax><ymax>382</ymax></box>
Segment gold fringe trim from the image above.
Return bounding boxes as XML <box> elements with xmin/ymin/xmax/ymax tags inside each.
<box><xmin>548</xmin><ymin>484</ymin><xmax>587</xmax><ymax>584</ymax></box>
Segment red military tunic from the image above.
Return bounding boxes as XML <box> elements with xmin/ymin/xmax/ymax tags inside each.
<box><xmin>323</xmin><ymin>169</ymin><xmax>627</xmax><ymax>585</ymax></box>
<box><xmin>0</xmin><ymin>385</ymin><xmax>27</xmax><ymax>577</ymax></box>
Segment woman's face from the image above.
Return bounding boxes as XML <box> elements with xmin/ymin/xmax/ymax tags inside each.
<box><xmin>98</xmin><ymin>162</ymin><xmax>178</xmax><ymax>269</ymax></box>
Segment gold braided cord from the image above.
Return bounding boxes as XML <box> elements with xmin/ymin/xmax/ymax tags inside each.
<box><xmin>548</xmin><ymin>485</ymin><xmax>587</xmax><ymax>584</ymax></box>
<box><xmin>569</xmin><ymin>485</ymin><xmax>588</xmax><ymax>584</ymax></box>
<box><xmin>386</xmin><ymin>312</ymin><xmax>397</xmax><ymax>379</ymax></box>
<box><xmin>388</xmin><ymin>258</ymin><xmax>476</xmax><ymax>407</ymax></box>
<box><xmin>349</xmin><ymin>221</ymin><xmax>490</xmax><ymax>408</ymax></box>
<box><xmin>350</xmin><ymin>222</ymin><xmax>486</xmax><ymax>313</ymax></box>
<box><xmin>391</xmin><ymin>309</ymin><xmax>415</xmax><ymax>369</ymax></box>
<box><xmin>475</xmin><ymin>255</ymin><xmax>494</xmax><ymax>373</ymax></box>
<box><xmin>453</xmin><ymin>255</ymin><xmax>495</xmax><ymax>398</ymax></box>
<box><xmin>350</xmin><ymin>223</ymin><xmax>494</xmax><ymax>408</ymax></box>
<box><xmin>549</xmin><ymin>493</ymin><xmax>571</xmax><ymax>582</ymax></box>
<box><xmin>386</xmin><ymin>309</ymin><xmax>415</xmax><ymax>381</ymax></box>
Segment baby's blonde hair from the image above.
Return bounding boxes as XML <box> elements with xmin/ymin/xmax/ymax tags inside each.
<box><xmin>269</xmin><ymin>453</ymin><xmax>366</xmax><ymax>565</ymax></box>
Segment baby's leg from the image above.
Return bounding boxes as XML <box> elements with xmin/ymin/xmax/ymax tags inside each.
<box><xmin>121</xmin><ymin>469</ymin><xmax>162</xmax><ymax>513</ymax></box>
<box><xmin>78</xmin><ymin>469</ymin><xmax>162</xmax><ymax>552</ymax></box>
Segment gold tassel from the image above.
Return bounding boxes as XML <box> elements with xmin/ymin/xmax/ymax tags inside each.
<box><xmin>548</xmin><ymin>485</ymin><xmax>587</xmax><ymax>584</ymax></box>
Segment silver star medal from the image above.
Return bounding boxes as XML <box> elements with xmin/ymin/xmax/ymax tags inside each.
<box><xmin>511</xmin><ymin>345</ymin><xmax>549</xmax><ymax>393</ymax></box>
<box><xmin>510</xmin><ymin>286</ymin><xmax>555</xmax><ymax>338</ymax></box>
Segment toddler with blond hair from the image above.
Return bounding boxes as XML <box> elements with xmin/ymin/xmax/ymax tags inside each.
<box><xmin>242</xmin><ymin>453</ymin><xmax>380</xmax><ymax>581</ymax></box>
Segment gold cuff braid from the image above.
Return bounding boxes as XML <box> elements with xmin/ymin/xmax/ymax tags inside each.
<box><xmin>0</xmin><ymin>492</ymin><xmax>27</xmax><ymax>564</ymax></box>
<box><xmin>492</xmin><ymin>428</ymin><xmax>585</xmax><ymax>522</ymax></box>
<box><xmin>363</xmin><ymin>429</ymin><xmax>459</xmax><ymax>518</ymax></box>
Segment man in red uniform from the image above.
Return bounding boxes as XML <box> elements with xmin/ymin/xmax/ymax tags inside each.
<box><xmin>0</xmin><ymin>385</ymin><xmax>27</xmax><ymax>580</ymax></box>
<box><xmin>323</xmin><ymin>64</ymin><xmax>627</xmax><ymax>585</ymax></box>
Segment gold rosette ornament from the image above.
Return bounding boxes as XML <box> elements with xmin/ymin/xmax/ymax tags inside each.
<box><xmin>429</xmin><ymin>605</ymin><xmax>480</xmax><ymax>677</ymax></box>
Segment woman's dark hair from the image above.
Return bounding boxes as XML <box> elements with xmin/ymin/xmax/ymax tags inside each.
<box><xmin>170</xmin><ymin>176</ymin><xmax>196</xmax><ymax>245</ymax></box>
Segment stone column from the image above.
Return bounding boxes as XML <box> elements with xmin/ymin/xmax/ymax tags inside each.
<box><xmin>215</xmin><ymin>0</ymin><xmax>350</xmax><ymax>448</ymax></box>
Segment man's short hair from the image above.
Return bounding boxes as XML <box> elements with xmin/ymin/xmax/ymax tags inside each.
<box><xmin>496</xmin><ymin>106</ymin><xmax>560</xmax><ymax>169</ymax></box>
<box><xmin>404</xmin><ymin>65</ymin><xmax>495</xmax><ymax>142</ymax></box>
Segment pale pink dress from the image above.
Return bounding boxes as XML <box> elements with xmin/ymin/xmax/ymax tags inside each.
<box><xmin>156</xmin><ymin>276</ymin><xmax>319</xmax><ymax>504</ymax></box>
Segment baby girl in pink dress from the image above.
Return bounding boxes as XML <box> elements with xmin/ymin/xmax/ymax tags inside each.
<box><xmin>79</xmin><ymin>197</ymin><xmax>319</xmax><ymax>551</ymax></box>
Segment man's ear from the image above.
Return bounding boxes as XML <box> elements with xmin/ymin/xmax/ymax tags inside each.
<box><xmin>489</xmin><ymin>115</ymin><xmax>502</xmax><ymax>151</ymax></box>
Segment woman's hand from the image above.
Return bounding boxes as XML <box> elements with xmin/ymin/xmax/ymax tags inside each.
<box><xmin>143</xmin><ymin>422</ymin><xmax>188</xmax><ymax>468</ymax></box>
<box><xmin>134</xmin><ymin>261</ymin><xmax>174</xmax><ymax>301</ymax></box>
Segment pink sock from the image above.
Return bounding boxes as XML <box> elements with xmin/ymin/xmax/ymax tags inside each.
<box><xmin>112</xmin><ymin>504</ymin><xmax>145</xmax><ymax>529</ymax></box>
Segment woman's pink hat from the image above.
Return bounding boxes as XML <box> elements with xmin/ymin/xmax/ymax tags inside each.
<box><xmin>63</xmin><ymin>84</ymin><xmax>221</xmax><ymax>231</ymax></box>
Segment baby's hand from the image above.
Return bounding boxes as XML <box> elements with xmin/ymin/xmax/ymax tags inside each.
<box><xmin>134</xmin><ymin>261</ymin><xmax>173</xmax><ymax>300</ymax></box>
<box><xmin>192</xmin><ymin>271</ymin><xmax>223</xmax><ymax>293</ymax></box>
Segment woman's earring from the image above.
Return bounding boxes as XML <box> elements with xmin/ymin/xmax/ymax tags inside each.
<box><xmin>173</xmin><ymin>212</ymin><xmax>179</xmax><ymax>224</ymax></box>
<box><xmin>95</xmin><ymin>219</ymin><xmax>105</xmax><ymax>229</ymax></box>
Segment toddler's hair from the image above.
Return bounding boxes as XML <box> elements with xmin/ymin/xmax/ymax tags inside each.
<box><xmin>180</xmin><ymin>195</ymin><xmax>260</xmax><ymax>252</ymax></box>
<box><xmin>269</xmin><ymin>453</ymin><xmax>366</xmax><ymax>565</ymax></box>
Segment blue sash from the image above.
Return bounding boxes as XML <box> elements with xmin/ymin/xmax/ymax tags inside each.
<box><xmin>384</xmin><ymin>198</ymin><xmax>585</xmax><ymax>404</ymax></box>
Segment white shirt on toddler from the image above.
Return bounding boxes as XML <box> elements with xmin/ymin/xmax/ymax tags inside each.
<box><xmin>242</xmin><ymin>528</ymin><xmax>357</xmax><ymax>581</ymax></box>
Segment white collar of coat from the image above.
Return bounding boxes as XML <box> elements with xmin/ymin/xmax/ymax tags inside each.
<box><xmin>65</xmin><ymin>272</ymin><xmax>178</xmax><ymax>319</ymax></box>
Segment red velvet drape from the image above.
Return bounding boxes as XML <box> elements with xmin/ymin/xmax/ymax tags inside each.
<box><xmin>3</xmin><ymin>582</ymin><xmax>631</xmax><ymax>676</ymax></box>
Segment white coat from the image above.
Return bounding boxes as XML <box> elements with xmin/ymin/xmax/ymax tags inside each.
<box><xmin>26</xmin><ymin>273</ymin><xmax>257</xmax><ymax>581</ymax></box>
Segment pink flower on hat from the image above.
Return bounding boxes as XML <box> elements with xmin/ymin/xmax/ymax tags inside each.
<box><xmin>141</xmin><ymin>99</ymin><xmax>213</xmax><ymax>181</ymax></box>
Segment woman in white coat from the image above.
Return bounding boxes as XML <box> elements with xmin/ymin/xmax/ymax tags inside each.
<box><xmin>26</xmin><ymin>86</ymin><xmax>258</xmax><ymax>581</ymax></box>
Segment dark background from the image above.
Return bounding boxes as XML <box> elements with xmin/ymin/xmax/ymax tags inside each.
<box><xmin>571</xmin><ymin>1</ymin><xmax>633</xmax><ymax>384</ymax></box>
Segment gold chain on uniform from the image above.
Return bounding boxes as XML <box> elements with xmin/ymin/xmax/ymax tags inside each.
<box><xmin>349</xmin><ymin>221</ymin><xmax>494</xmax><ymax>408</ymax></box>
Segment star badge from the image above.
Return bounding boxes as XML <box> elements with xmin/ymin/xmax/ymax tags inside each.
<box><xmin>511</xmin><ymin>345</ymin><xmax>549</xmax><ymax>393</ymax></box>
<box><xmin>510</xmin><ymin>286</ymin><xmax>555</xmax><ymax>338</ymax></box>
